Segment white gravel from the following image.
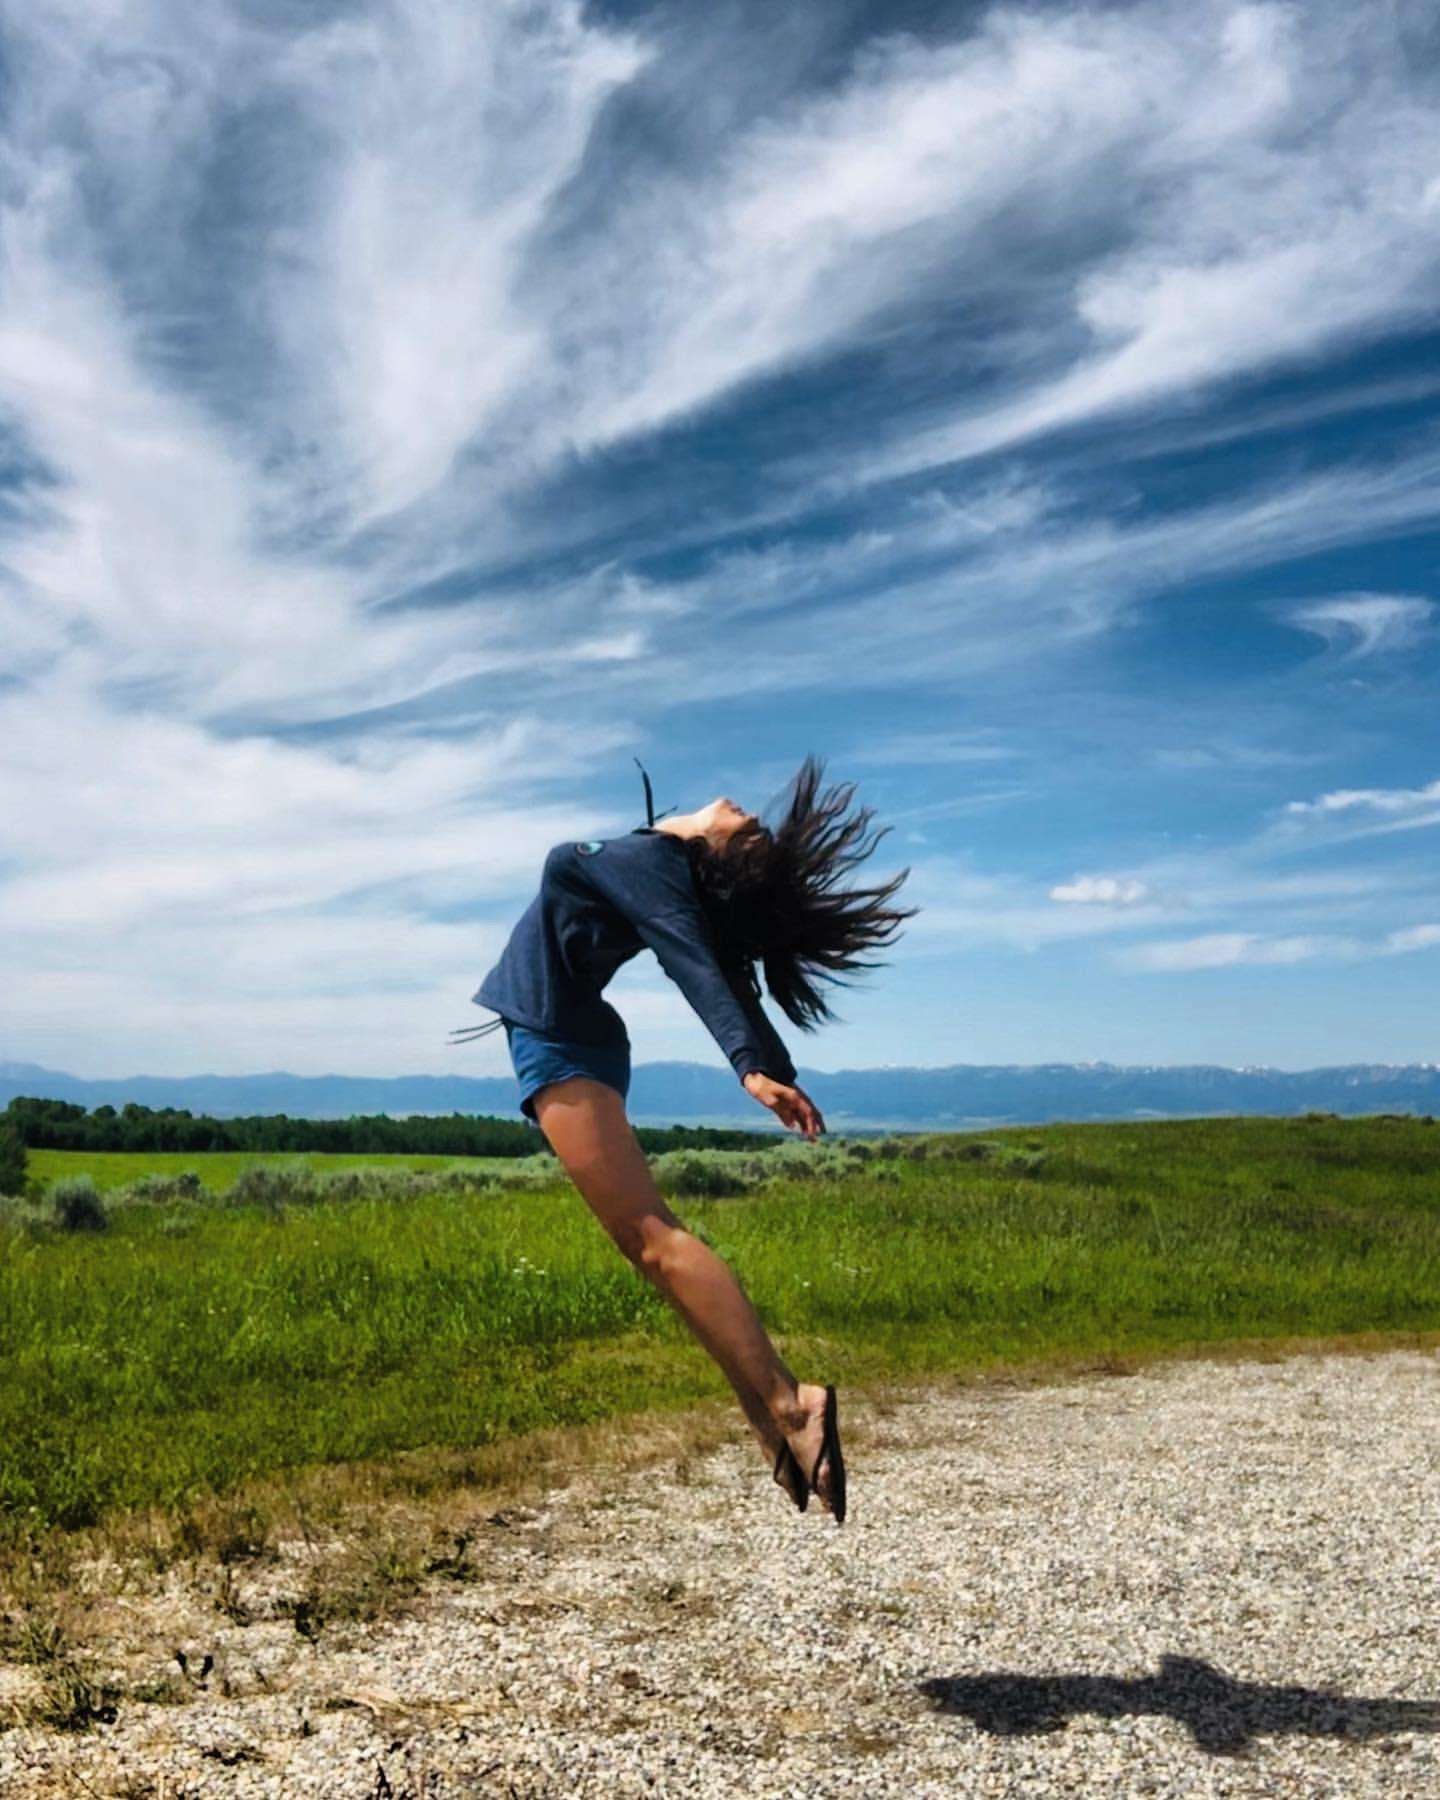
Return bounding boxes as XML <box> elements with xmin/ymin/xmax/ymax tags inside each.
<box><xmin>4</xmin><ymin>1347</ymin><xmax>1438</xmax><ymax>1797</ymax></box>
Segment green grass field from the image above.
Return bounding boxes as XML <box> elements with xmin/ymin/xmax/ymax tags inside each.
<box><xmin>26</xmin><ymin>1147</ymin><xmax>511</xmax><ymax>1193</ymax></box>
<box><xmin>4</xmin><ymin>1116</ymin><xmax>1438</xmax><ymax>1538</ymax></box>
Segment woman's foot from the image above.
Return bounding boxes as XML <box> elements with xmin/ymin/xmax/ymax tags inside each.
<box><xmin>779</xmin><ymin>1382</ymin><xmax>839</xmax><ymax>1514</ymax></box>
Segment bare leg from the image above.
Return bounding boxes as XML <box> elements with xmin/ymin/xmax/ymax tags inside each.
<box><xmin>531</xmin><ymin>1077</ymin><xmax>835</xmax><ymax>1507</ymax></box>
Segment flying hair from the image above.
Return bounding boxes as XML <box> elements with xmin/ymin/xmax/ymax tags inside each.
<box><xmin>681</xmin><ymin>753</ymin><xmax>919</xmax><ymax>1032</ymax></box>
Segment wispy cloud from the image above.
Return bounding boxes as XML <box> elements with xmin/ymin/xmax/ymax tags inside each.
<box><xmin>1281</xmin><ymin>593</ymin><xmax>1435</xmax><ymax>658</ymax></box>
<box><xmin>1281</xmin><ymin>777</ymin><xmax>1440</xmax><ymax>840</ymax></box>
<box><xmin>1118</xmin><ymin>933</ymin><xmax>1349</xmax><ymax>972</ymax></box>
<box><xmin>1118</xmin><ymin>924</ymin><xmax>1440</xmax><ymax>973</ymax></box>
<box><xmin>1285</xmin><ymin>778</ymin><xmax>1440</xmax><ymax>817</ymax></box>
<box><xmin>614</xmin><ymin>438</ymin><xmax>1440</xmax><ymax>705</ymax></box>
<box><xmin>264</xmin><ymin>3</ymin><xmax>648</xmax><ymax>526</ymax></box>
<box><xmin>853</xmin><ymin>2</ymin><xmax>1440</xmax><ymax>487</ymax></box>
<box><xmin>846</xmin><ymin>730</ymin><xmax>1018</xmax><ymax>768</ymax></box>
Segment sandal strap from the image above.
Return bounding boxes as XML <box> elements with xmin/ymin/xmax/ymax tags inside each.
<box><xmin>809</xmin><ymin>1386</ymin><xmax>844</xmax><ymax>1514</ymax></box>
<box><xmin>774</xmin><ymin>1441</ymin><xmax>809</xmax><ymax>1510</ymax></box>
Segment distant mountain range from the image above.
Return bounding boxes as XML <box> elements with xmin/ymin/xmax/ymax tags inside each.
<box><xmin>4</xmin><ymin>1057</ymin><xmax>1439</xmax><ymax>1129</ymax></box>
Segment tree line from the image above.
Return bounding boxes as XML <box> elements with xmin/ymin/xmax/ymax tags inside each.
<box><xmin>1</xmin><ymin>1096</ymin><xmax>767</xmax><ymax>1159</ymax></box>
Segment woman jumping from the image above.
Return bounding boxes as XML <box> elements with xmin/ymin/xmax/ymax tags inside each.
<box><xmin>451</xmin><ymin>754</ymin><xmax>916</xmax><ymax>1522</ymax></box>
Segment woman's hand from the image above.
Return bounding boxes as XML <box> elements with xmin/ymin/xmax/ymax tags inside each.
<box><xmin>742</xmin><ymin>1071</ymin><xmax>826</xmax><ymax>1139</ymax></box>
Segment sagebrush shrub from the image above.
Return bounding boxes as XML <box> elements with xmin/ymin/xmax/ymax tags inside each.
<box><xmin>226</xmin><ymin>1165</ymin><xmax>308</xmax><ymax>1211</ymax></box>
<box><xmin>50</xmin><ymin>1176</ymin><xmax>107</xmax><ymax>1233</ymax></box>
<box><xmin>121</xmin><ymin>1170</ymin><xmax>206</xmax><ymax>1206</ymax></box>
<box><xmin>224</xmin><ymin>1163</ymin><xmax>504</xmax><ymax>1211</ymax></box>
<box><xmin>652</xmin><ymin>1153</ymin><xmax>755</xmax><ymax>1199</ymax></box>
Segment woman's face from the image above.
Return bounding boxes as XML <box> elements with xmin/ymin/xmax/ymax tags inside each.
<box><xmin>697</xmin><ymin>795</ymin><xmax>763</xmax><ymax>850</ymax></box>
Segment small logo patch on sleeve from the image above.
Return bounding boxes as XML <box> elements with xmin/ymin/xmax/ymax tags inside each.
<box><xmin>575</xmin><ymin>840</ymin><xmax>605</xmax><ymax>855</ymax></box>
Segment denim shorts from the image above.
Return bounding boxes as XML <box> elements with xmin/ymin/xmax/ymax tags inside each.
<box><xmin>502</xmin><ymin>1017</ymin><xmax>631</xmax><ymax>1123</ymax></box>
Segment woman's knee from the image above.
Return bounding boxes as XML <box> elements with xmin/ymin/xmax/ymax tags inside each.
<box><xmin>632</xmin><ymin>1214</ymin><xmax>688</xmax><ymax>1282</ymax></box>
<box><xmin>597</xmin><ymin>1199</ymin><xmax>685</xmax><ymax>1272</ymax></box>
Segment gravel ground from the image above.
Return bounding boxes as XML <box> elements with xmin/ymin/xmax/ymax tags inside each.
<box><xmin>3</xmin><ymin>1347</ymin><xmax>1438</xmax><ymax>1798</ymax></box>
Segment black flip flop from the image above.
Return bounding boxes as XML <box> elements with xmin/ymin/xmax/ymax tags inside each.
<box><xmin>809</xmin><ymin>1385</ymin><xmax>847</xmax><ymax>1525</ymax></box>
<box><xmin>773</xmin><ymin>1440</ymin><xmax>809</xmax><ymax>1512</ymax></box>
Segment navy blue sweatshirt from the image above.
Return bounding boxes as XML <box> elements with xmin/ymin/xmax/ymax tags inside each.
<box><xmin>469</xmin><ymin>828</ymin><xmax>798</xmax><ymax>1087</ymax></box>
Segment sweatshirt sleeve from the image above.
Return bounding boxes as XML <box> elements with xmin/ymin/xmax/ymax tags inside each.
<box><xmin>637</xmin><ymin>911</ymin><xmax>799</xmax><ymax>1085</ymax></box>
<box><xmin>575</xmin><ymin>838</ymin><xmax>798</xmax><ymax>1085</ymax></box>
<box><xmin>736</xmin><ymin>972</ymin><xmax>799</xmax><ymax>1087</ymax></box>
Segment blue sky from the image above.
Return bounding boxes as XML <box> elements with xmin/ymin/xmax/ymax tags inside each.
<box><xmin>1</xmin><ymin>0</ymin><xmax>1438</xmax><ymax>1079</ymax></box>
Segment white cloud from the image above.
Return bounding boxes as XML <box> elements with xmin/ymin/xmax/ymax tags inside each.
<box><xmin>0</xmin><ymin>3</ymin><xmax>688</xmax><ymax>1073</ymax></box>
<box><xmin>1384</xmin><ymin>923</ymin><xmax>1440</xmax><ymax>955</ymax></box>
<box><xmin>887</xmin><ymin>790</ymin><xmax>1030</xmax><ymax>827</ymax></box>
<box><xmin>264</xmin><ymin>3</ymin><xmax>647</xmax><ymax>525</ymax></box>
<box><xmin>0</xmin><ymin>164</ymin><xmax>597</xmax><ymax>725</ymax></box>
<box><xmin>1285</xmin><ymin>778</ymin><xmax>1440</xmax><ymax>816</ymax></box>
<box><xmin>846</xmin><ymin>731</ymin><xmax>1017</xmax><ymax>769</ymax></box>
<box><xmin>0</xmin><ymin>664</ymin><xmax>646</xmax><ymax>1072</ymax></box>
<box><xmin>1176</xmin><ymin>870</ymin><xmax>1398</xmax><ymax>910</ymax></box>
<box><xmin>1050</xmin><ymin>875</ymin><xmax>1151</xmax><ymax>906</ymax></box>
<box><xmin>1152</xmin><ymin>742</ymin><xmax>1323</xmax><ymax>772</ymax></box>
<box><xmin>289</xmin><ymin>0</ymin><xmax>1440</xmax><ymax>540</ymax></box>
<box><xmin>585</xmin><ymin>439</ymin><xmax>1440</xmax><ymax>706</ymax></box>
<box><xmin>5</xmin><ymin>2</ymin><xmax>1440</xmax><ymax>725</ymax></box>
<box><xmin>1094</xmin><ymin>370</ymin><xmax>1440</xmax><ymax>470</ymax></box>
<box><xmin>1282</xmin><ymin>777</ymin><xmax>1440</xmax><ymax>840</ymax></box>
<box><xmin>1118</xmin><ymin>932</ymin><xmax>1353</xmax><ymax>971</ymax></box>
<box><xmin>857</xmin><ymin>2</ymin><xmax>1440</xmax><ymax>486</ymax></box>
<box><xmin>1283</xmin><ymin>593</ymin><xmax>1435</xmax><ymax>657</ymax></box>
<box><xmin>1119</xmin><ymin>923</ymin><xmax>1440</xmax><ymax>972</ymax></box>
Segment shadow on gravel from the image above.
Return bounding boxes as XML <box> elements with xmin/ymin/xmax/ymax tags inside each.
<box><xmin>920</xmin><ymin>1654</ymin><xmax>1440</xmax><ymax>1756</ymax></box>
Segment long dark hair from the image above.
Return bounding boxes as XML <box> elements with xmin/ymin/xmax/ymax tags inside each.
<box><xmin>681</xmin><ymin>754</ymin><xmax>918</xmax><ymax>1032</ymax></box>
